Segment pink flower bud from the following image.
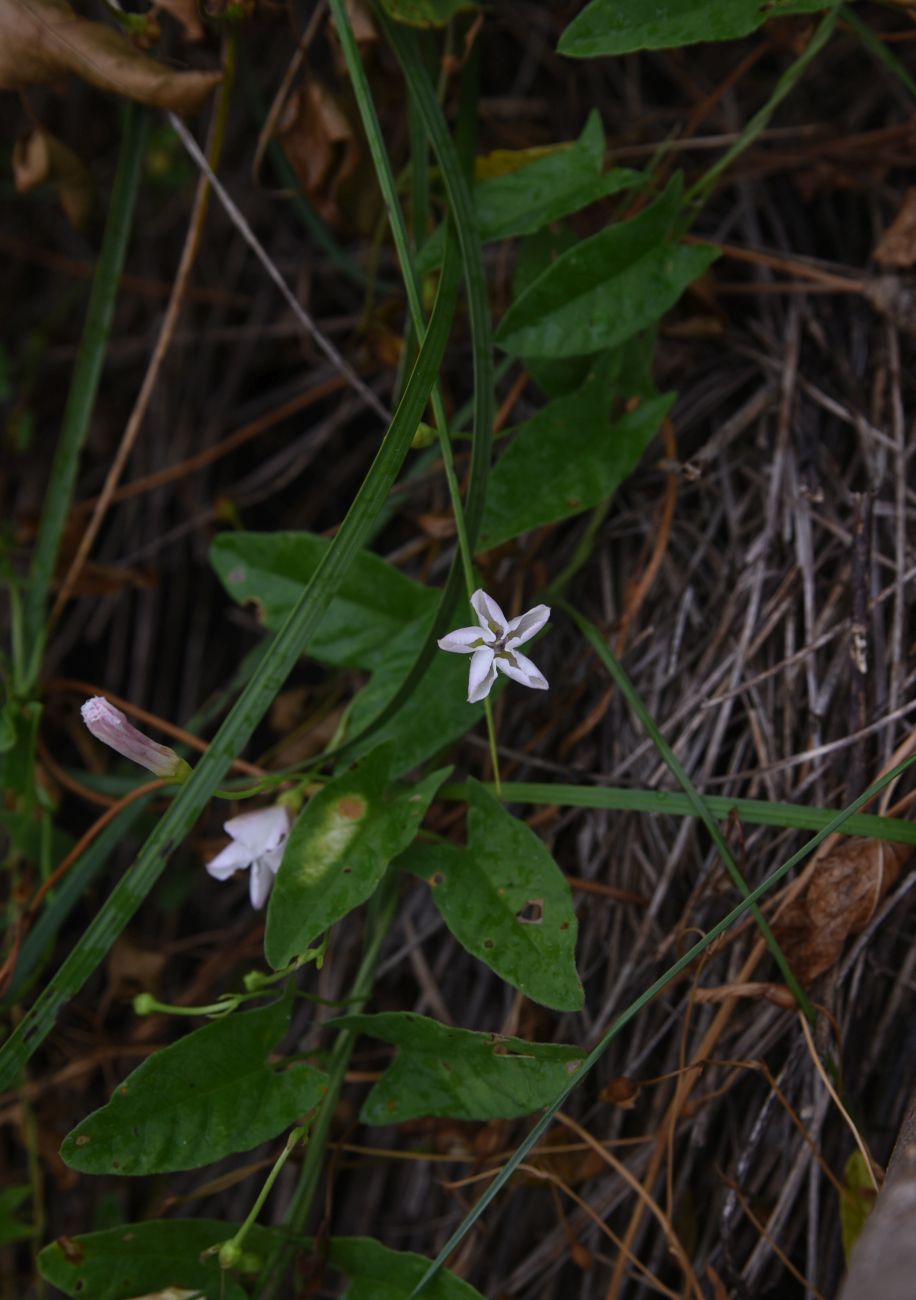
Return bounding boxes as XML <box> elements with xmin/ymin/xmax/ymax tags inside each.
<box><xmin>80</xmin><ymin>697</ymin><xmax>191</xmax><ymax>781</ymax></box>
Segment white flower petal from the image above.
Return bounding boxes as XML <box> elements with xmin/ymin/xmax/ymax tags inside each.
<box><xmin>506</xmin><ymin>603</ymin><xmax>551</xmax><ymax>647</ymax></box>
<box><xmin>261</xmin><ymin>845</ymin><xmax>286</xmax><ymax>876</ymax></box>
<box><xmin>468</xmin><ymin>646</ymin><xmax>498</xmax><ymax>702</ymax></box>
<box><xmin>470</xmin><ymin>589</ymin><xmax>508</xmax><ymax>635</ymax></box>
<box><xmin>437</xmin><ymin>626</ymin><xmax>494</xmax><ymax>654</ymax></box>
<box><xmin>249</xmin><ymin>857</ymin><xmax>274</xmax><ymax>909</ymax></box>
<box><xmin>224</xmin><ymin>806</ymin><xmax>290</xmax><ymax>854</ymax></box>
<box><xmin>499</xmin><ymin>650</ymin><xmax>548</xmax><ymax>691</ymax></box>
<box><xmin>206</xmin><ymin>840</ymin><xmax>253</xmax><ymax>880</ymax></box>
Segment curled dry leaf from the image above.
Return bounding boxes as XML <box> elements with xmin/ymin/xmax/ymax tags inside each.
<box><xmin>873</xmin><ymin>188</ymin><xmax>916</xmax><ymax>268</ymax></box>
<box><xmin>774</xmin><ymin>837</ymin><xmax>910</xmax><ymax>984</ymax></box>
<box><xmin>276</xmin><ymin>79</ymin><xmax>361</xmax><ymax>228</ymax></box>
<box><xmin>0</xmin><ymin>0</ymin><xmax>220</xmax><ymax>113</ymax></box>
<box><xmin>13</xmin><ymin>128</ymin><xmax>94</xmax><ymax>230</ymax></box>
<box><xmin>601</xmin><ymin>1075</ymin><xmax>640</xmax><ymax>1108</ymax></box>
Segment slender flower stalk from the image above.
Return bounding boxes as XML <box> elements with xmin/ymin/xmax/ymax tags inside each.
<box><xmin>81</xmin><ymin>697</ymin><xmax>191</xmax><ymax>782</ymax></box>
<box><xmin>438</xmin><ymin>589</ymin><xmax>550</xmax><ymax>703</ymax></box>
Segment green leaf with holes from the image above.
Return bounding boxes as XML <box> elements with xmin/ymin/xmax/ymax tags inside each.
<box><xmin>558</xmin><ymin>0</ymin><xmax>839</xmax><ymax>57</ymax></box>
<box><xmin>266</xmin><ymin>747</ymin><xmax>448</xmax><ymax>969</ymax></box>
<box><xmin>328</xmin><ymin>1237</ymin><xmax>485</xmax><ymax>1299</ymax></box>
<box><xmin>329</xmin><ymin>1012</ymin><xmax>586</xmax><ymax>1123</ymax></box>
<box><xmin>495</xmin><ymin>177</ymin><xmax>717</xmax><ymax>359</ymax></box>
<box><xmin>60</xmin><ymin>993</ymin><xmax>326</xmax><ymax>1174</ymax></box>
<box><xmin>210</xmin><ymin>531</ymin><xmax>436</xmax><ymax>669</ymax></box>
<box><xmin>399</xmin><ymin>780</ymin><xmax>583</xmax><ymax>1011</ymax></box>
<box><xmin>417</xmin><ymin>111</ymin><xmax>642</xmax><ymax>272</ymax></box>
<box><xmin>38</xmin><ymin>1218</ymin><xmax>279</xmax><ymax>1300</ymax></box>
<box><xmin>379</xmin><ymin>0</ymin><xmax>478</xmax><ymax>27</ymax></box>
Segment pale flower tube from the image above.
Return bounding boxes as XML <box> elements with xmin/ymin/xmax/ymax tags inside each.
<box><xmin>80</xmin><ymin>697</ymin><xmax>191</xmax><ymax>781</ymax></box>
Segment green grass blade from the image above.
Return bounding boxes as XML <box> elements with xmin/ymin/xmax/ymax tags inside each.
<box><xmin>562</xmin><ymin>598</ymin><xmax>814</xmax><ymax>1020</ymax></box>
<box><xmin>0</xmin><ymin>236</ymin><xmax>461</xmax><ymax>1093</ymax></box>
<box><xmin>439</xmin><ymin>782</ymin><xmax>916</xmax><ymax>845</ymax></box>
<box><xmin>685</xmin><ymin>9</ymin><xmax>837</xmax><ymax>208</ymax></box>
<box><xmin>408</xmin><ymin>750</ymin><xmax>916</xmax><ymax>1296</ymax></box>
<box><xmin>21</xmin><ymin>104</ymin><xmax>149</xmax><ymax>680</ymax></box>
<box><xmin>842</xmin><ymin>5</ymin><xmax>916</xmax><ymax>99</ymax></box>
<box><xmin>319</xmin><ymin>16</ymin><xmax>495</xmax><ymax>764</ymax></box>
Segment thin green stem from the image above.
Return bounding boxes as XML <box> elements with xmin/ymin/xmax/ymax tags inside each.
<box><xmin>22</xmin><ymin>103</ymin><xmax>148</xmax><ymax>682</ymax></box>
<box><xmin>483</xmin><ymin>699</ymin><xmax>502</xmax><ymax>798</ymax></box>
<box><xmin>561</xmin><ymin>598</ymin><xmax>814</xmax><ymax>1022</ymax></box>
<box><xmin>408</xmin><ymin>750</ymin><xmax>916</xmax><ymax>1296</ymax></box>
<box><xmin>258</xmin><ymin>869</ymin><xmax>399</xmax><ymax>1297</ymax></box>
<box><xmin>219</xmin><ymin>1125</ymin><xmax>307</xmax><ymax>1269</ymax></box>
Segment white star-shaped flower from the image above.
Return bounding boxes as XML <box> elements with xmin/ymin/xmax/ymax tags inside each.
<box><xmin>205</xmin><ymin>805</ymin><xmax>291</xmax><ymax>909</ymax></box>
<box><xmin>437</xmin><ymin>589</ymin><xmax>550</xmax><ymax>703</ymax></box>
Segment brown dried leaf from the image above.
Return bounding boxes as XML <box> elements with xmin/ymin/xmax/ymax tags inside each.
<box><xmin>874</xmin><ymin>188</ymin><xmax>916</xmax><ymax>268</ymax></box>
<box><xmin>0</xmin><ymin>0</ymin><xmax>220</xmax><ymax>113</ymax></box>
<box><xmin>13</xmin><ymin>128</ymin><xmax>94</xmax><ymax>230</ymax></box>
<box><xmin>276</xmin><ymin>79</ymin><xmax>361</xmax><ymax>227</ymax></box>
<box><xmin>601</xmin><ymin>1075</ymin><xmax>640</xmax><ymax>1108</ymax></box>
<box><xmin>345</xmin><ymin>0</ymin><xmax>377</xmax><ymax>44</ymax></box>
<box><xmin>774</xmin><ymin>837</ymin><xmax>910</xmax><ymax>984</ymax></box>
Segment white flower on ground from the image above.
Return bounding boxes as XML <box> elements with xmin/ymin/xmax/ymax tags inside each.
<box><xmin>81</xmin><ymin>696</ymin><xmax>191</xmax><ymax>781</ymax></box>
<box><xmin>437</xmin><ymin>589</ymin><xmax>550</xmax><ymax>703</ymax></box>
<box><xmin>206</xmin><ymin>805</ymin><xmax>292</xmax><ymax>909</ymax></box>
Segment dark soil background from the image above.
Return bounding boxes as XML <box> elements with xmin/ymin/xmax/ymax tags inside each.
<box><xmin>3</xmin><ymin>3</ymin><xmax>916</xmax><ymax>1297</ymax></box>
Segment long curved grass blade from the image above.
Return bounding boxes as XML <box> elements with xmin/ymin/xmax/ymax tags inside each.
<box><xmin>407</xmin><ymin>750</ymin><xmax>916</xmax><ymax>1297</ymax></box>
<box><xmin>439</xmin><ymin>782</ymin><xmax>916</xmax><ymax>844</ymax></box>
<box><xmin>22</xmin><ymin>104</ymin><xmax>149</xmax><ymax>679</ymax></box>
<box><xmin>322</xmin><ymin>15</ymin><xmax>495</xmax><ymax>765</ymax></box>
<box><xmin>0</xmin><ymin>235</ymin><xmax>462</xmax><ymax>1093</ymax></box>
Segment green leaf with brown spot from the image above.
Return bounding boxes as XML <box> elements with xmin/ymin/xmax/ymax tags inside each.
<box><xmin>398</xmin><ymin>780</ymin><xmax>583</xmax><ymax>1011</ymax></box>
<box><xmin>328</xmin><ymin>1011</ymin><xmax>585</xmax><ymax>1122</ymax></box>
<box><xmin>59</xmin><ymin>993</ymin><xmax>326</xmax><ymax>1175</ymax></box>
<box><xmin>265</xmin><ymin>747</ymin><xmax>449</xmax><ymax>969</ymax></box>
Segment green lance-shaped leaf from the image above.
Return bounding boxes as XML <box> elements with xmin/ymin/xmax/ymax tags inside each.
<box><xmin>328</xmin><ymin>1237</ymin><xmax>485</xmax><ymax>1299</ymax></box>
<box><xmin>266</xmin><ymin>747</ymin><xmax>449</xmax><ymax>969</ymax></box>
<box><xmin>210</xmin><ymin>531</ymin><xmax>436</xmax><ymax>668</ymax></box>
<box><xmin>417</xmin><ymin>111</ymin><xmax>642</xmax><ymax>272</ymax></box>
<box><xmin>330</xmin><ymin>1011</ymin><xmax>585</xmax><ymax>1123</ymax></box>
<box><xmin>38</xmin><ymin>1219</ymin><xmax>279</xmax><ymax>1300</ymax></box>
<box><xmin>558</xmin><ymin>0</ymin><xmax>839</xmax><ymax>58</ymax></box>
<box><xmin>478</xmin><ymin>368</ymin><xmax>674</xmax><ymax>550</ymax></box>
<box><xmin>399</xmin><ymin>780</ymin><xmax>583</xmax><ymax>1012</ymax></box>
<box><xmin>60</xmin><ymin>994</ymin><xmax>326</xmax><ymax>1175</ymax></box>
<box><xmin>342</xmin><ymin>634</ymin><xmax>486</xmax><ymax>777</ymax></box>
<box><xmin>495</xmin><ymin>176</ymin><xmax>718</xmax><ymax>359</ymax></box>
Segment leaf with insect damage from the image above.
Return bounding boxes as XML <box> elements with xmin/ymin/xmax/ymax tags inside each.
<box><xmin>399</xmin><ymin>780</ymin><xmax>583</xmax><ymax>1011</ymax></box>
